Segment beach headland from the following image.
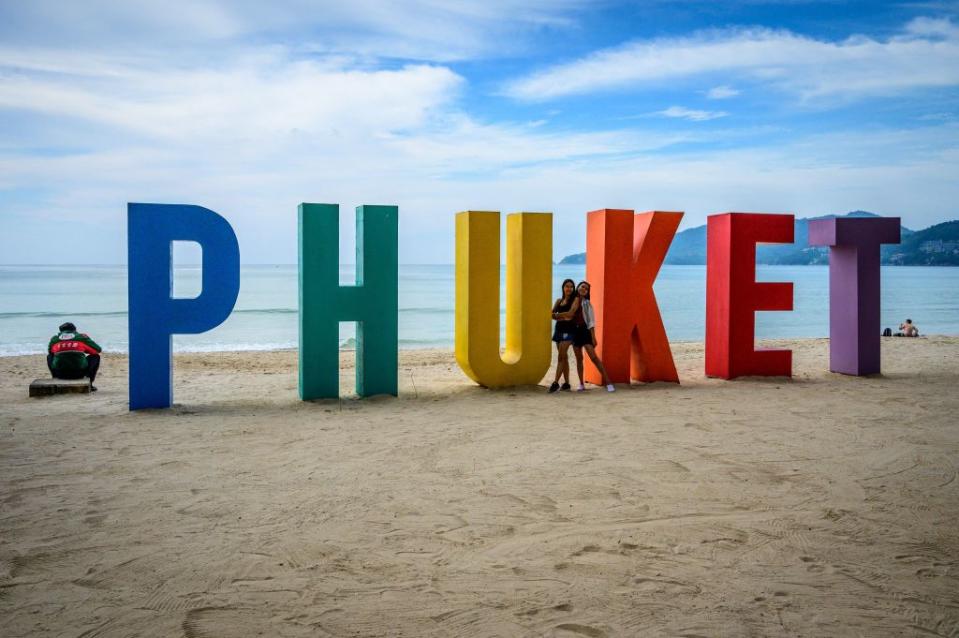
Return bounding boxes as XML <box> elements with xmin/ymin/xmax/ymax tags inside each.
<box><xmin>2</xmin><ymin>337</ymin><xmax>958</xmax><ymax>636</ymax></box>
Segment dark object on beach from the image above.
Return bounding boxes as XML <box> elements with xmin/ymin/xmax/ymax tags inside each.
<box><xmin>48</xmin><ymin>323</ymin><xmax>102</xmax><ymax>389</ymax></box>
<box><xmin>29</xmin><ymin>378</ymin><xmax>91</xmax><ymax>397</ymax></box>
<box><xmin>883</xmin><ymin>327</ymin><xmax>892</xmax><ymax>337</ymax></box>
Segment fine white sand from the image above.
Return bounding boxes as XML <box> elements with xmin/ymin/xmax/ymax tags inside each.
<box><xmin>1</xmin><ymin>337</ymin><xmax>958</xmax><ymax>637</ymax></box>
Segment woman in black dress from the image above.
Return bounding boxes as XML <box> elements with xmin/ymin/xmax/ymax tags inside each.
<box><xmin>548</xmin><ymin>279</ymin><xmax>579</xmax><ymax>393</ymax></box>
<box><xmin>571</xmin><ymin>281</ymin><xmax>614</xmax><ymax>392</ymax></box>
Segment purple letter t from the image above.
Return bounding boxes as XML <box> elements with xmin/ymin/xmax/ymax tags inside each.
<box><xmin>808</xmin><ymin>217</ymin><xmax>900</xmax><ymax>376</ymax></box>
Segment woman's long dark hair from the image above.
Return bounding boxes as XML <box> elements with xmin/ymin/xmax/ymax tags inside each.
<box><xmin>559</xmin><ymin>278</ymin><xmax>576</xmax><ymax>302</ymax></box>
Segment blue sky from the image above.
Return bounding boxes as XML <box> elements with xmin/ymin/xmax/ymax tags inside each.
<box><xmin>1</xmin><ymin>0</ymin><xmax>958</xmax><ymax>264</ymax></box>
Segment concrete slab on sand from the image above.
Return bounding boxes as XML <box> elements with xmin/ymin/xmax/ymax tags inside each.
<box><xmin>29</xmin><ymin>378</ymin><xmax>90</xmax><ymax>397</ymax></box>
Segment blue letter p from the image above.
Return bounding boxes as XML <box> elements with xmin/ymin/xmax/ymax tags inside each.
<box><xmin>128</xmin><ymin>203</ymin><xmax>240</xmax><ymax>410</ymax></box>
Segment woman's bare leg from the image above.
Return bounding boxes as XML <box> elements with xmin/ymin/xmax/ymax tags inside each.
<box><xmin>583</xmin><ymin>344</ymin><xmax>612</xmax><ymax>386</ymax></box>
<box><xmin>573</xmin><ymin>346</ymin><xmax>585</xmax><ymax>387</ymax></box>
<box><xmin>553</xmin><ymin>341</ymin><xmax>571</xmax><ymax>384</ymax></box>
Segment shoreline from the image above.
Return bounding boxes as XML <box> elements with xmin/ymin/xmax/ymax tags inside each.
<box><xmin>2</xmin><ymin>333</ymin><xmax>954</xmax><ymax>359</ymax></box>
<box><xmin>2</xmin><ymin>336</ymin><xmax>958</xmax><ymax>635</ymax></box>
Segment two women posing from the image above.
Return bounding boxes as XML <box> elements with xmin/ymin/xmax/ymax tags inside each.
<box><xmin>549</xmin><ymin>279</ymin><xmax>614</xmax><ymax>393</ymax></box>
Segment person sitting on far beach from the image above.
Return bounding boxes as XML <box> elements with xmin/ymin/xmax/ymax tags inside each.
<box><xmin>548</xmin><ymin>279</ymin><xmax>579</xmax><ymax>393</ymax></box>
<box><xmin>48</xmin><ymin>322</ymin><xmax>102</xmax><ymax>390</ymax></box>
<box><xmin>896</xmin><ymin>318</ymin><xmax>920</xmax><ymax>337</ymax></box>
<box><xmin>570</xmin><ymin>281</ymin><xmax>615</xmax><ymax>393</ymax></box>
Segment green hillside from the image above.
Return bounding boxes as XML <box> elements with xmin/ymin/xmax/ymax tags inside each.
<box><xmin>892</xmin><ymin>220</ymin><xmax>959</xmax><ymax>265</ymax></box>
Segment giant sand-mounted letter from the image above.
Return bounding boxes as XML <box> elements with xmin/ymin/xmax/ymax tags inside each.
<box><xmin>808</xmin><ymin>216</ymin><xmax>900</xmax><ymax>376</ymax></box>
<box><xmin>127</xmin><ymin>203</ymin><xmax>240</xmax><ymax>410</ymax></box>
<box><xmin>455</xmin><ymin>211</ymin><xmax>552</xmax><ymax>387</ymax></box>
<box><xmin>585</xmin><ymin>209</ymin><xmax>683</xmax><ymax>384</ymax></box>
<box><xmin>705</xmin><ymin>212</ymin><xmax>794</xmax><ymax>379</ymax></box>
<box><xmin>299</xmin><ymin>203</ymin><xmax>398</xmax><ymax>399</ymax></box>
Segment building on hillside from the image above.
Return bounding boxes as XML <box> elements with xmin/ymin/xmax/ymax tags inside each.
<box><xmin>920</xmin><ymin>239</ymin><xmax>959</xmax><ymax>253</ymax></box>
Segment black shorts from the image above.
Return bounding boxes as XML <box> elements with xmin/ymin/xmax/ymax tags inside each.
<box><xmin>552</xmin><ymin>327</ymin><xmax>575</xmax><ymax>343</ymax></box>
<box><xmin>572</xmin><ymin>326</ymin><xmax>592</xmax><ymax>347</ymax></box>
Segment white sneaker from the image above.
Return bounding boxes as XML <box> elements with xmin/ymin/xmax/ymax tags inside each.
<box><xmin>606</xmin><ymin>384</ymin><xmax>615</xmax><ymax>392</ymax></box>
<box><xmin>577</xmin><ymin>384</ymin><xmax>586</xmax><ymax>392</ymax></box>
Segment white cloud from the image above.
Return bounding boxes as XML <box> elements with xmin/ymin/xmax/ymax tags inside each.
<box><xmin>658</xmin><ymin>106</ymin><xmax>728</xmax><ymax>121</ymax></box>
<box><xmin>1</xmin><ymin>5</ymin><xmax>958</xmax><ymax>265</ymax></box>
<box><xmin>0</xmin><ymin>39</ymin><xmax>705</xmax><ymax>263</ymax></box>
<box><xmin>0</xmin><ymin>0</ymin><xmax>588</xmax><ymax>62</ymax></box>
<box><xmin>503</xmin><ymin>18</ymin><xmax>959</xmax><ymax>102</ymax></box>
<box><xmin>3</xmin><ymin>108</ymin><xmax>957</xmax><ymax>264</ymax></box>
<box><xmin>0</xmin><ymin>51</ymin><xmax>463</xmax><ymax>142</ymax></box>
<box><xmin>905</xmin><ymin>15</ymin><xmax>959</xmax><ymax>37</ymax></box>
<box><xmin>918</xmin><ymin>112</ymin><xmax>956</xmax><ymax>120</ymax></box>
<box><xmin>707</xmin><ymin>85</ymin><xmax>740</xmax><ymax>99</ymax></box>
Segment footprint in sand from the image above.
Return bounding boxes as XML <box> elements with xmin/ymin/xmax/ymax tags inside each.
<box><xmin>183</xmin><ymin>607</ymin><xmax>312</xmax><ymax>638</ymax></box>
<box><xmin>800</xmin><ymin>556</ymin><xmax>825</xmax><ymax>573</ymax></box>
<box><xmin>553</xmin><ymin>623</ymin><xmax>608</xmax><ymax>637</ymax></box>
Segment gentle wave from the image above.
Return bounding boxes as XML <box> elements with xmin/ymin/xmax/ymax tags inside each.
<box><xmin>1</xmin><ymin>338</ymin><xmax>450</xmax><ymax>357</ymax></box>
<box><xmin>397</xmin><ymin>307</ymin><xmax>454</xmax><ymax>314</ymax></box>
<box><xmin>0</xmin><ymin>310</ymin><xmax>128</xmax><ymax>319</ymax></box>
<box><xmin>0</xmin><ymin>346</ymin><xmax>51</xmax><ymax>356</ymax></box>
<box><xmin>0</xmin><ymin>307</ymin><xmax>454</xmax><ymax>320</ymax></box>
<box><xmin>0</xmin><ymin>309</ymin><xmax>298</xmax><ymax>319</ymax></box>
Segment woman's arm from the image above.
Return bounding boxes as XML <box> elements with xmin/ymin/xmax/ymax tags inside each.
<box><xmin>555</xmin><ymin>297</ymin><xmax>581</xmax><ymax>320</ymax></box>
<box><xmin>590</xmin><ymin>327</ymin><xmax>597</xmax><ymax>347</ymax></box>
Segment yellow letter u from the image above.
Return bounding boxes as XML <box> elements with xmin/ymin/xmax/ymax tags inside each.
<box><xmin>455</xmin><ymin>211</ymin><xmax>552</xmax><ymax>387</ymax></box>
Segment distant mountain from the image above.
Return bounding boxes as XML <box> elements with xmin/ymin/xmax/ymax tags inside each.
<box><xmin>557</xmin><ymin>212</ymin><xmax>958</xmax><ymax>266</ymax></box>
<box><xmin>892</xmin><ymin>220</ymin><xmax>959</xmax><ymax>265</ymax></box>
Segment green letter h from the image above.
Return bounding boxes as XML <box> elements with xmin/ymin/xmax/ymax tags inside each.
<box><xmin>299</xmin><ymin>203</ymin><xmax>398</xmax><ymax>399</ymax></box>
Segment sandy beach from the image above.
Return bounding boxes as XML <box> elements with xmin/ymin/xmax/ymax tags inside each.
<box><xmin>1</xmin><ymin>337</ymin><xmax>958</xmax><ymax>637</ymax></box>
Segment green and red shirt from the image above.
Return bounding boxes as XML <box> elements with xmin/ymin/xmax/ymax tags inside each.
<box><xmin>48</xmin><ymin>331</ymin><xmax>102</xmax><ymax>372</ymax></box>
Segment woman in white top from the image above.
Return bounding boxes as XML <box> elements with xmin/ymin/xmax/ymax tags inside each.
<box><xmin>571</xmin><ymin>281</ymin><xmax>614</xmax><ymax>392</ymax></box>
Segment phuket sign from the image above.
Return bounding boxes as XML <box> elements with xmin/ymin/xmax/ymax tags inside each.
<box><xmin>126</xmin><ymin>202</ymin><xmax>900</xmax><ymax>410</ymax></box>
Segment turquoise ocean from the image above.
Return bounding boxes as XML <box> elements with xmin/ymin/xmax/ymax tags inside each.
<box><xmin>1</xmin><ymin>264</ymin><xmax>957</xmax><ymax>356</ymax></box>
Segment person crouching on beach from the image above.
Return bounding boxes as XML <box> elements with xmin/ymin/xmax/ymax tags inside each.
<box><xmin>571</xmin><ymin>281</ymin><xmax>615</xmax><ymax>393</ymax></box>
<box><xmin>548</xmin><ymin>279</ymin><xmax>578</xmax><ymax>393</ymax></box>
<box><xmin>48</xmin><ymin>322</ymin><xmax>102</xmax><ymax>391</ymax></box>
